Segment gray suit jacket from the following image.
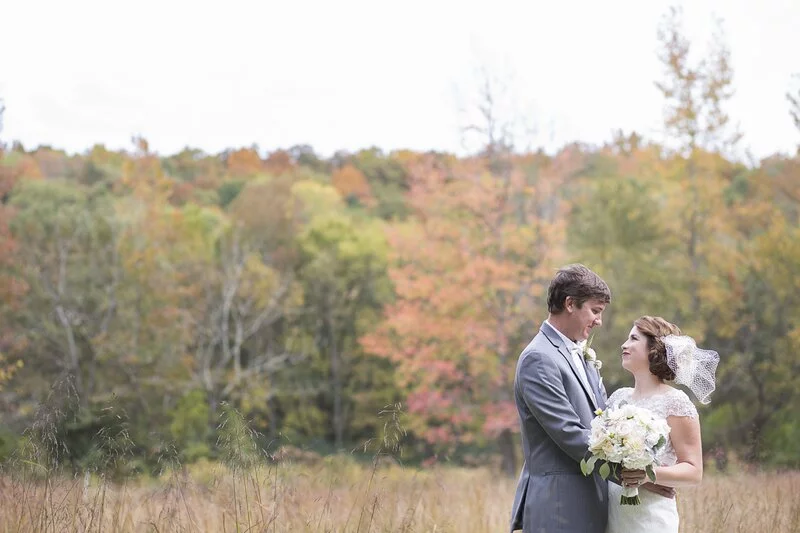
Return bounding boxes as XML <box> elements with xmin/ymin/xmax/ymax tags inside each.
<box><xmin>510</xmin><ymin>322</ymin><xmax>608</xmax><ymax>533</ymax></box>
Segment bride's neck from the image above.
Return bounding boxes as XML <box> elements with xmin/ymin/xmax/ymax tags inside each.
<box><xmin>632</xmin><ymin>372</ymin><xmax>664</xmax><ymax>397</ymax></box>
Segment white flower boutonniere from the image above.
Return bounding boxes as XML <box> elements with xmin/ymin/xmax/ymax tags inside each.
<box><xmin>582</xmin><ymin>334</ymin><xmax>602</xmax><ymax>371</ymax></box>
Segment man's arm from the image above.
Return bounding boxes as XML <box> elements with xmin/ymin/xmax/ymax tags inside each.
<box><xmin>517</xmin><ymin>351</ymin><xmax>590</xmax><ymax>463</ymax></box>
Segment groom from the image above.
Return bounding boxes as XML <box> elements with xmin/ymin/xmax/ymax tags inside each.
<box><xmin>510</xmin><ymin>264</ymin><xmax>611</xmax><ymax>533</ymax></box>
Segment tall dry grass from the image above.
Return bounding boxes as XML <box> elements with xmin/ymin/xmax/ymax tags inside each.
<box><xmin>0</xmin><ymin>458</ymin><xmax>798</xmax><ymax>532</ymax></box>
<box><xmin>3</xmin><ymin>395</ymin><xmax>796</xmax><ymax>531</ymax></box>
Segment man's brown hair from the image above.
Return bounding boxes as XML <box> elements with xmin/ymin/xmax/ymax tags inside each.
<box><xmin>547</xmin><ymin>264</ymin><xmax>611</xmax><ymax>313</ymax></box>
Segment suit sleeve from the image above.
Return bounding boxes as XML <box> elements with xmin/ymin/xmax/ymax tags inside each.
<box><xmin>517</xmin><ymin>350</ymin><xmax>591</xmax><ymax>464</ymax></box>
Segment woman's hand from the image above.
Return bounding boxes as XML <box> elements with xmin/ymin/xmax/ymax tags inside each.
<box><xmin>620</xmin><ymin>468</ymin><xmax>646</xmax><ymax>488</ymax></box>
<box><xmin>621</xmin><ymin>467</ymin><xmax>676</xmax><ymax>498</ymax></box>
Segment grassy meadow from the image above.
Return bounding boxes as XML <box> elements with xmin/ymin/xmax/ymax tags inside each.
<box><xmin>0</xmin><ymin>456</ymin><xmax>798</xmax><ymax>532</ymax></box>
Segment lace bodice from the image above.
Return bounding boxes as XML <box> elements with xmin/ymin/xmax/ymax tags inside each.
<box><xmin>606</xmin><ymin>387</ymin><xmax>698</xmax><ymax>466</ymax></box>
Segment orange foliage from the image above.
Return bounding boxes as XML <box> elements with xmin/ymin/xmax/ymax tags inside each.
<box><xmin>226</xmin><ymin>148</ymin><xmax>263</xmax><ymax>178</ymax></box>
<box><xmin>17</xmin><ymin>156</ymin><xmax>43</xmax><ymax>180</ymax></box>
<box><xmin>0</xmin><ymin>162</ymin><xmax>21</xmax><ymax>199</ymax></box>
<box><xmin>331</xmin><ymin>164</ymin><xmax>373</xmax><ymax>205</ymax></box>
<box><xmin>264</xmin><ymin>150</ymin><xmax>295</xmax><ymax>176</ymax></box>
<box><xmin>361</xmin><ymin>153</ymin><xmax>568</xmax><ymax>446</ymax></box>
<box><xmin>32</xmin><ymin>148</ymin><xmax>74</xmax><ymax>178</ymax></box>
<box><xmin>118</xmin><ymin>137</ymin><xmax>172</xmax><ymax>202</ymax></box>
<box><xmin>169</xmin><ymin>181</ymin><xmax>195</xmax><ymax>206</ymax></box>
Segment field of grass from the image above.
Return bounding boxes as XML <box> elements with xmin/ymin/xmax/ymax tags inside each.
<box><xmin>0</xmin><ymin>457</ymin><xmax>798</xmax><ymax>532</ymax></box>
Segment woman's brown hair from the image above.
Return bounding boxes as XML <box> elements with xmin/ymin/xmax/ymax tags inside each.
<box><xmin>633</xmin><ymin>316</ymin><xmax>682</xmax><ymax>381</ymax></box>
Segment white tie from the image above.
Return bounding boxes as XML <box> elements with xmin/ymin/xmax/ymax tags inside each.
<box><xmin>571</xmin><ymin>345</ymin><xmax>596</xmax><ymax>405</ymax></box>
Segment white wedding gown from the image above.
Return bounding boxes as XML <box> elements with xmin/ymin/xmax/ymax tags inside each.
<box><xmin>605</xmin><ymin>387</ymin><xmax>698</xmax><ymax>533</ymax></box>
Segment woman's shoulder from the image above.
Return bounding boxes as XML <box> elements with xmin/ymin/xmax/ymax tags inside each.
<box><xmin>607</xmin><ymin>387</ymin><xmax>633</xmax><ymax>404</ymax></box>
<box><xmin>662</xmin><ymin>386</ymin><xmax>699</xmax><ymax>418</ymax></box>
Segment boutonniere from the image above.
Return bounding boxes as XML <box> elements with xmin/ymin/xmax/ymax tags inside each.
<box><xmin>582</xmin><ymin>333</ymin><xmax>602</xmax><ymax>371</ymax></box>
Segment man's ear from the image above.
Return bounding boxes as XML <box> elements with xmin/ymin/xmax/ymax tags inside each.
<box><xmin>565</xmin><ymin>296</ymin><xmax>574</xmax><ymax>313</ymax></box>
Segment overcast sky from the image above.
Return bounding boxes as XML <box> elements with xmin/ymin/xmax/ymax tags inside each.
<box><xmin>1</xmin><ymin>0</ymin><xmax>798</xmax><ymax>160</ymax></box>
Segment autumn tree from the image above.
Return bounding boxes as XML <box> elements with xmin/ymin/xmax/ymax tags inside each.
<box><xmin>789</xmin><ymin>74</ymin><xmax>800</xmax><ymax>153</ymax></box>
<box><xmin>725</xmin><ymin>216</ymin><xmax>800</xmax><ymax>462</ymax></box>
<box><xmin>330</xmin><ymin>164</ymin><xmax>373</xmax><ymax>207</ymax></box>
<box><xmin>692</xmin><ymin>79</ymin><xmax>800</xmax><ymax>464</ymax></box>
<box><xmin>348</xmin><ymin>148</ymin><xmax>410</xmax><ymax>219</ymax></box>
<box><xmin>9</xmin><ymin>181</ymin><xmax>121</xmax><ymax>408</ymax></box>
<box><xmin>655</xmin><ymin>6</ymin><xmax>741</xmax><ymax>324</ymax></box>
<box><xmin>362</xmin><ymin>151</ymin><xmax>568</xmax><ymax>474</ymax></box>
<box><xmin>363</xmin><ymin>62</ymin><xmax>566</xmax><ymax>474</ymax></box>
<box><xmin>162</xmin><ymin>147</ymin><xmax>223</xmax><ymax>184</ymax></box>
<box><xmin>225</xmin><ymin>147</ymin><xmax>263</xmax><ymax>179</ymax></box>
<box><xmin>0</xmin><ymin>194</ymin><xmax>26</xmax><ymax>390</ymax></box>
<box><xmin>288</xmin><ymin>144</ymin><xmax>329</xmax><ymax>174</ymax></box>
<box><xmin>1</xmin><ymin>145</ymin><xmax>44</xmax><ymax>181</ymax></box>
<box><xmin>184</xmin><ymin>206</ymin><xmax>301</xmax><ymax>417</ymax></box>
<box><xmin>362</xmin><ymin>63</ymin><xmax>572</xmax><ymax>474</ymax></box>
<box><xmin>32</xmin><ymin>147</ymin><xmax>79</xmax><ymax>180</ymax></box>
<box><xmin>766</xmin><ymin>75</ymin><xmax>800</xmax><ymax>215</ymax></box>
<box><xmin>228</xmin><ymin>174</ymin><xmax>304</xmax><ymax>266</ymax></box>
<box><xmin>566</xmin><ymin>152</ymin><xmax>676</xmax><ymax>362</ymax></box>
<box><xmin>264</xmin><ymin>149</ymin><xmax>295</xmax><ymax>176</ymax></box>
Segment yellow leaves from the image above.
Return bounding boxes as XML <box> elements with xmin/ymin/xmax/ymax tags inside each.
<box><xmin>17</xmin><ymin>155</ymin><xmax>43</xmax><ymax>180</ymax></box>
<box><xmin>0</xmin><ymin>152</ymin><xmax>42</xmax><ymax>192</ymax></box>
<box><xmin>239</xmin><ymin>254</ymin><xmax>284</xmax><ymax>307</ymax></box>
<box><xmin>290</xmin><ymin>180</ymin><xmax>343</xmax><ymax>221</ymax></box>
<box><xmin>119</xmin><ymin>139</ymin><xmax>170</xmax><ymax>203</ymax></box>
<box><xmin>0</xmin><ymin>353</ymin><xmax>23</xmax><ymax>391</ymax></box>
<box><xmin>751</xmin><ymin>217</ymin><xmax>800</xmax><ymax>296</ymax></box>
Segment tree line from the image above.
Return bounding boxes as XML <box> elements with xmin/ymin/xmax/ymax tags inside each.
<box><xmin>0</xmin><ymin>7</ymin><xmax>798</xmax><ymax>475</ymax></box>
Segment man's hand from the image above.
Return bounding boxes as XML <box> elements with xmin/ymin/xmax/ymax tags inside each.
<box><xmin>620</xmin><ymin>468</ymin><xmax>646</xmax><ymax>487</ymax></box>
<box><xmin>640</xmin><ymin>482</ymin><xmax>676</xmax><ymax>499</ymax></box>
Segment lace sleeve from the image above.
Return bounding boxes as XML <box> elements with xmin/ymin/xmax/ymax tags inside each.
<box><xmin>665</xmin><ymin>389</ymin><xmax>698</xmax><ymax>419</ymax></box>
<box><xmin>606</xmin><ymin>387</ymin><xmax>632</xmax><ymax>409</ymax></box>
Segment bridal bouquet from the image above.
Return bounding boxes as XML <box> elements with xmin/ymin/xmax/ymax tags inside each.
<box><xmin>580</xmin><ymin>404</ymin><xmax>671</xmax><ymax>505</ymax></box>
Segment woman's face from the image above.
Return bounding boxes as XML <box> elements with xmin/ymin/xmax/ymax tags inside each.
<box><xmin>621</xmin><ymin>325</ymin><xmax>650</xmax><ymax>374</ymax></box>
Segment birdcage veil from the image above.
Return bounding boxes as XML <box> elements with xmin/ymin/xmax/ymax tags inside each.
<box><xmin>662</xmin><ymin>335</ymin><xmax>720</xmax><ymax>404</ymax></box>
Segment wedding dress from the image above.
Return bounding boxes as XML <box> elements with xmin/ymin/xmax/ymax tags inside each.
<box><xmin>604</xmin><ymin>387</ymin><xmax>698</xmax><ymax>533</ymax></box>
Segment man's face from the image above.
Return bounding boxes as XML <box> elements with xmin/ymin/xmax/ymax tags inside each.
<box><xmin>565</xmin><ymin>297</ymin><xmax>606</xmax><ymax>342</ymax></box>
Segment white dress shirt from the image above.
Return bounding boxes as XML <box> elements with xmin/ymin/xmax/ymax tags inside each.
<box><xmin>545</xmin><ymin>320</ymin><xmax>597</xmax><ymax>405</ymax></box>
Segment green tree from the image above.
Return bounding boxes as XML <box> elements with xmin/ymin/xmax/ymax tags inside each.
<box><xmin>348</xmin><ymin>148</ymin><xmax>410</xmax><ymax>220</ymax></box>
<box><xmin>9</xmin><ymin>181</ymin><xmax>120</xmax><ymax>408</ymax></box>
<box><xmin>298</xmin><ymin>211</ymin><xmax>391</xmax><ymax>448</ymax></box>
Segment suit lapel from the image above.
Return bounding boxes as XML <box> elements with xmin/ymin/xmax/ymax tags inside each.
<box><xmin>541</xmin><ymin>322</ymin><xmax>599</xmax><ymax>411</ymax></box>
<box><xmin>583</xmin><ymin>359</ymin><xmax>603</xmax><ymax>408</ymax></box>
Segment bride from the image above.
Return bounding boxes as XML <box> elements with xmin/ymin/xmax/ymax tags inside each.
<box><xmin>605</xmin><ymin>316</ymin><xmax>719</xmax><ymax>533</ymax></box>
